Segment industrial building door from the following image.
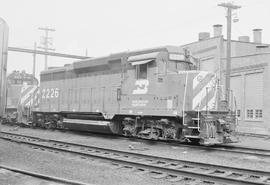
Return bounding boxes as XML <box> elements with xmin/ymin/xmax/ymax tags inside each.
<box><xmin>231</xmin><ymin>75</ymin><xmax>242</xmax><ymax>118</ymax></box>
<box><xmin>244</xmin><ymin>72</ymin><xmax>263</xmax><ymax>120</ymax></box>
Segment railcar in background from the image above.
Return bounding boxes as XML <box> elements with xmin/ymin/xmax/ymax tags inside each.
<box><xmin>4</xmin><ymin>70</ymin><xmax>39</xmax><ymax>123</ymax></box>
<box><xmin>31</xmin><ymin>46</ymin><xmax>237</xmax><ymax>145</ymax></box>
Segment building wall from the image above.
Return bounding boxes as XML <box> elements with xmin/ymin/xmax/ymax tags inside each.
<box><xmin>227</xmin><ymin>41</ymin><xmax>263</xmax><ymax>57</ymax></box>
<box><xmin>183</xmin><ymin>36</ymin><xmax>224</xmax><ymax>75</ymax></box>
<box><xmin>229</xmin><ymin>54</ymin><xmax>270</xmax><ymax>134</ymax></box>
<box><xmin>183</xmin><ymin>36</ymin><xmax>270</xmax><ymax>135</ymax></box>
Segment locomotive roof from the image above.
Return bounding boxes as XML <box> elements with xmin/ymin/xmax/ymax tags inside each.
<box><xmin>76</xmin><ymin>45</ymin><xmax>183</xmax><ymax>63</ymax></box>
<box><xmin>41</xmin><ymin>45</ymin><xmax>184</xmax><ymax>75</ymax></box>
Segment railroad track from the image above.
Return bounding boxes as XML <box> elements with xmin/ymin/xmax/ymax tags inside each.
<box><xmin>0</xmin><ymin>165</ymin><xmax>91</xmax><ymax>185</ymax></box>
<box><xmin>67</xmin><ymin>129</ymin><xmax>270</xmax><ymax>158</ymax></box>
<box><xmin>119</xmin><ymin>133</ymin><xmax>270</xmax><ymax>158</ymax></box>
<box><xmin>0</xmin><ymin>131</ymin><xmax>270</xmax><ymax>185</ymax></box>
<box><xmin>212</xmin><ymin>144</ymin><xmax>270</xmax><ymax>158</ymax></box>
<box><xmin>4</xmin><ymin>124</ymin><xmax>270</xmax><ymax>158</ymax></box>
<box><xmin>73</xmin><ymin>129</ymin><xmax>270</xmax><ymax>158</ymax></box>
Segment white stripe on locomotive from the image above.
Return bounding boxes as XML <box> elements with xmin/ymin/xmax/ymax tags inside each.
<box><xmin>20</xmin><ymin>85</ymin><xmax>38</xmax><ymax>106</ymax></box>
<box><xmin>192</xmin><ymin>74</ymin><xmax>217</xmax><ymax>110</ymax></box>
<box><xmin>193</xmin><ymin>71</ymin><xmax>208</xmax><ymax>89</ymax></box>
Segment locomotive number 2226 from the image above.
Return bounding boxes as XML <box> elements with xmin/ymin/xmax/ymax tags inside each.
<box><xmin>41</xmin><ymin>88</ymin><xmax>59</xmax><ymax>99</ymax></box>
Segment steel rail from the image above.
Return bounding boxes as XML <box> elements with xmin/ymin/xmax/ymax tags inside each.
<box><xmin>213</xmin><ymin>144</ymin><xmax>270</xmax><ymax>157</ymax></box>
<box><xmin>0</xmin><ymin>131</ymin><xmax>269</xmax><ymax>176</ymax></box>
<box><xmin>115</xmin><ymin>133</ymin><xmax>270</xmax><ymax>158</ymax></box>
<box><xmin>66</xmin><ymin>129</ymin><xmax>270</xmax><ymax>158</ymax></box>
<box><xmin>1</xmin><ymin>131</ymin><xmax>269</xmax><ymax>185</ymax></box>
<box><xmin>4</xmin><ymin>124</ymin><xmax>270</xmax><ymax>158</ymax></box>
<box><xmin>122</xmin><ymin>135</ymin><xmax>270</xmax><ymax>158</ymax></box>
<box><xmin>0</xmin><ymin>165</ymin><xmax>92</xmax><ymax>185</ymax></box>
<box><xmin>67</xmin><ymin>129</ymin><xmax>270</xmax><ymax>158</ymax></box>
<box><xmin>2</xmin><ymin>127</ymin><xmax>270</xmax><ymax>157</ymax></box>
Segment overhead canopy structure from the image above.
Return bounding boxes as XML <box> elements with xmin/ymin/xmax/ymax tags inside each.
<box><xmin>8</xmin><ymin>47</ymin><xmax>90</xmax><ymax>59</ymax></box>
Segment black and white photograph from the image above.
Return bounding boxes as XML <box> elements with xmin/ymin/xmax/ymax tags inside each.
<box><xmin>0</xmin><ymin>0</ymin><xmax>270</xmax><ymax>184</ymax></box>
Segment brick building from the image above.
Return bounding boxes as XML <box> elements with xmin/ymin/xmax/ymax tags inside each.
<box><xmin>182</xmin><ymin>25</ymin><xmax>270</xmax><ymax>135</ymax></box>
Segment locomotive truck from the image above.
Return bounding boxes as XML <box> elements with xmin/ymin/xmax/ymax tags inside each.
<box><xmin>29</xmin><ymin>46</ymin><xmax>237</xmax><ymax>145</ymax></box>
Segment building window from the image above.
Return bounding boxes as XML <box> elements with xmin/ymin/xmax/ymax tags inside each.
<box><xmin>246</xmin><ymin>109</ymin><xmax>253</xmax><ymax>119</ymax></box>
<box><xmin>237</xmin><ymin>109</ymin><xmax>241</xmax><ymax>117</ymax></box>
<box><xmin>136</xmin><ymin>64</ymin><xmax>147</xmax><ymax>79</ymax></box>
<box><xmin>246</xmin><ymin>109</ymin><xmax>263</xmax><ymax>119</ymax></box>
<box><xmin>255</xmin><ymin>109</ymin><xmax>263</xmax><ymax>118</ymax></box>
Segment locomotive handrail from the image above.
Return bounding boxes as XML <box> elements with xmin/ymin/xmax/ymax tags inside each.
<box><xmin>196</xmin><ymin>92</ymin><xmax>204</xmax><ymax>131</ymax></box>
<box><xmin>182</xmin><ymin>72</ymin><xmax>189</xmax><ymax>125</ymax></box>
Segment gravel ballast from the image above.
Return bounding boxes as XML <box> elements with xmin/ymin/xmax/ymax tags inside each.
<box><xmin>0</xmin><ymin>139</ymin><xmax>177</xmax><ymax>185</ymax></box>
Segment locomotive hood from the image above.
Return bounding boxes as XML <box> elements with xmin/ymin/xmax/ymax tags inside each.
<box><xmin>181</xmin><ymin>70</ymin><xmax>219</xmax><ymax>112</ymax></box>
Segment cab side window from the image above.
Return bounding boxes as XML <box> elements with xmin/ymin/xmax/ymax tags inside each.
<box><xmin>136</xmin><ymin>64</ymin><xmax>147</xmax><ymax>79</ymax></box>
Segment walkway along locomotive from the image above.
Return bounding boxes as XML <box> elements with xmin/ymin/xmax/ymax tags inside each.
<box><xmin>30</xmin><ymin>46</ymin><xmax>237</xmax><ymax>145</ymax></box>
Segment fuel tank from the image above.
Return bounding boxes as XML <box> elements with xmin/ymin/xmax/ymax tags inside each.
<box><xmin>62</xmin><ymin>118</ymin><xmax>121</xmax><ymax>134</ymax></box>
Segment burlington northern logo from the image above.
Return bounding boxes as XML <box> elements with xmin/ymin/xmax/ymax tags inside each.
<box><xmin>132</xmin><ymin>80</ymin><xmax>149</xmax><ymax>94</ymax></box>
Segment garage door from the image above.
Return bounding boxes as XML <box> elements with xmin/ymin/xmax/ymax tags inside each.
<box><xmin>245</xmin><ymin>72</ymin><xmax>263</xmax><ymax>119</ymax></box>
<box><xmin>231</xmin><ymin>75</ymin><xmax>242</xmax><ymax>114</ymax></box>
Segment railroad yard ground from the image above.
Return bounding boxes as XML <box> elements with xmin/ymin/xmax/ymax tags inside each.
<box><xmin>0</xmin><ymin>124</ymin><xmax>270</xmax><ymax>185</ymax></box>
<box><xmin>0</xmin><ymin>168</ymin><xmax>66</xmax><ymax>185</ymax></box>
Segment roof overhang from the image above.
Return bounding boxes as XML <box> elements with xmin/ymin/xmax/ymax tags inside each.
<box><xmin>131</xmin><ymin>59</ymin><xmax>153</xmax><ymax>66</ymax></box>
<box><xmin>128</xmin><ymin>52</ymin><xmax>159</xmax><ymax>62</ymax></box>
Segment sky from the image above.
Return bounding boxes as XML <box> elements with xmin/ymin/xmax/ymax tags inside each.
<box><xmin>0</xmin><ymin>0</ymin><xmax>269</xmax><ymax>79</ymax></box>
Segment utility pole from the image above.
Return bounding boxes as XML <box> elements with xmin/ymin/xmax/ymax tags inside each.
<box><xmin>218</xmin><ymin>2</ymin><xmax>241</xmax><ymax>105</ymax></box>
<box><xmin>32</xmin><ymin>42</ymin><xmax>36</xmax><ymax>77</ymax></box>
<box><xmin>38</xmin><ymin>27</ymin><xmax>55</xmax><ymax>70</ymax></box>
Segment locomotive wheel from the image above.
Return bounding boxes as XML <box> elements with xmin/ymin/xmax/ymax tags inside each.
<box><xmin>44</xmin><ymin>122</ymin><xmax>51</xmax><ymax>129</ymax></box>
<box><xmin>31</xmin><ymin>122</ymin><xmax>37</xmax><ymax>128</ymax></box>
<box><xmin>188</xmin><ymin>138</ymin><xmax>200</xmax><ymax>144</ymax></box>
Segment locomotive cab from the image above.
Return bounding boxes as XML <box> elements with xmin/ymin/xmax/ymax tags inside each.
<box><xmin>122</xmin><ymin>50</ymin><xmax>198</xmax><ymax>117</ymax></box>
<box><xmin>121</xmin><ymin>49</ymin><xmax>237</xmax><ymax>145</ymax></box>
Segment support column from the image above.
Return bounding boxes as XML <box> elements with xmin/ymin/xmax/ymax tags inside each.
<box><xmin>0</xmin><ymin>18</ymin><xmax>9</xmax><ymax>119</ymax></box>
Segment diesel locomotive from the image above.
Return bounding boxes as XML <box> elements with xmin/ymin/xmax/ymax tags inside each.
<box><xmin>3</xmin><ymin>70</ymin><xmax>39</xmax><ymax>123</ymax></box>
<box><xmin>27</xmin><ymin>46</ymin><xmax>237</xmax><ymax>145</ymax></box>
